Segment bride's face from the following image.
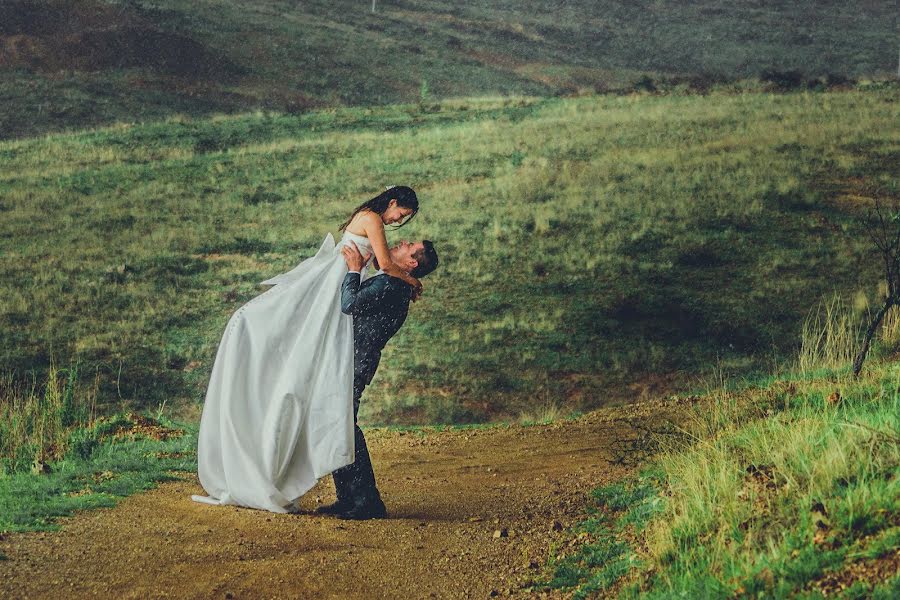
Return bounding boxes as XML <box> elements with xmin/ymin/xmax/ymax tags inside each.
<box><xmin>382</xmin><ymin>199</ymin><xmax>414</xmax><ymax>225</ymax></box>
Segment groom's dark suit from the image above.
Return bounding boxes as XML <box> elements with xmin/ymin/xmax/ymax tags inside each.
<box><xmin>332</xmin><ymin>270</ymin><xmax>413</xmax><ymax>513</ymax></box>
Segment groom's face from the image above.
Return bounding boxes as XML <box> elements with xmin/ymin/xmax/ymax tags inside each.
<box><xmin>391</xmin><ymin>240</ymin><xmax>424</xmax><ymax>272</ymax></box>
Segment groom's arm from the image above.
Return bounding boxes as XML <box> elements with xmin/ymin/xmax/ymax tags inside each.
<box><xmin>341</xmin><ymin>274</ymin><xmax>389</xmax><ymax>316</ymax></box>
<box><xmin>340</xmin><ymin>272</ymin><xmax>362</xmax><ymax>315</ymax></box>
<box><xmin>341</xmin><ymin>241</ymin><xmax>386</xmax><ymax>316</ymax></box>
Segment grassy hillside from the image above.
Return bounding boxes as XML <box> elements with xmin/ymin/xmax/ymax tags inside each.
<box><xmin>542</xmin><ymin>360</ymin><xmax>900</xmax><ymax>598</ymax></box>
<box><xmin>0</xmin><ymin>86</ymin><xmax>896</xmax><ymax>423</ymax></box>
<box><xmin>1</xmin><ymin>0</ymin><xmax>895</xmax><ymax>138</ymax></box>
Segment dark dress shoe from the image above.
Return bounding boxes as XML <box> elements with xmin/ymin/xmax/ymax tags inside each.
<box><xmin>337</xmin><ymin>498</ymin><xmax>387</xmax><ymax>520</ymax></box>
<box><xmin>315</xmin><ymin>499</ymin><xmax>353</xmax><ymax>515</ymax></box>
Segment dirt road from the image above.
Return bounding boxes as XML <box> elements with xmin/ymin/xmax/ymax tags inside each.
<box><xmin>0</xmin><ymin>400</ymin><xmax>677</xmax><ymax>599</ymax></box>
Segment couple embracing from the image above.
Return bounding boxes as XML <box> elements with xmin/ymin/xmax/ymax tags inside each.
<box><xmin>192</xmin><ymin>186</ymin><xmax>439</xmax><ymax>519</ymax></box>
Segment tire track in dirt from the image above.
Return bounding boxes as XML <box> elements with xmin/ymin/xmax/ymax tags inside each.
<box><xmin>0</xmin><ymin>400</ymin><xmax>680</xmax><ymax>599</ymax></box>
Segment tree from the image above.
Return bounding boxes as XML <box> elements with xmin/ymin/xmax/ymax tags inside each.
<box><xmin>853</xmin><ymin>200</ymin><xmax>900</xmax><ymax>377</ymax></box>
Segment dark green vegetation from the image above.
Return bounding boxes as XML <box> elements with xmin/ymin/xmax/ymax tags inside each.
<box><xmin>0</xmin><ymin>412</ymin><xmax>196</xmax><ymax>532</ymax></box>
<box><xmin>1</xmin><ymin>0</ymin><xmax>894</xmax><ymax>138</ymax></box>
<box><xmin>1</xmin><ymin>87</ymin><xmax>897</xmax><ymax>423</ymax></box>
<box><xmin>546</xmin><ymin>363</ymin><xmax>900</xmax><ymax>598</ymax></box>
<box><xmin>0</xmin><ymin>364</ymin><xmax>94</xmax><ymax>473</ymax></box>
<box><xmin>0</xmin><ymin>362</ymin><xmax>196</xmax><ymax>533</ymax></box>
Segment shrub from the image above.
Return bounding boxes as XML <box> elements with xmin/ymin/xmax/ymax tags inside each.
<box><xmin>760</xmin><ymin>69</ymin><xmax>804</xmax><ymax>91</ymax></box>
<box><xmin>0</xmin><ymin>364</ymin><xmax>97</xmax><ymax>474</ymax></box>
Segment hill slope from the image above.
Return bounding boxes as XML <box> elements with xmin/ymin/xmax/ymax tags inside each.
<box><xmin>0</xmin><ymin>88</ymin><xmax>897</xmax><ymax>422</ymax></box>
<box><xmin>1</xmin><ymin>0</ymin><xmax>895</xmax><ymax>138</ymax></box>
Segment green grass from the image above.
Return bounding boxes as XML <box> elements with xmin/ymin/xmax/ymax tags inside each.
<box><xmin>646</xmin><ymin>376</ymin><xmax>898</xmax><ymax>597</ymax></box>
<box><xmin>540</xmin><ymin>474</ymin><xmax>662</xmax><ymax>597</ymax></box>
<box><xmin>0</xmin><ymin>363</ymin><xmax>98</xmax><ymax>474</ymax></box>
<box><xmin>552</xmin><ymin>360</ymin><xmax>900</xmax><ymax>598</ymax></box>
<box><xmin>1</xmin><ymin>364</ymin><xmax>197</xmax><ymax>532</ymax></box>
<box><xmin>1</xmin><ymin>87</ymin><xmax>897</xmax><ymax>423</ymax></box>
<box><xmin>1</xmin><ymin>0</ymin><xmax>894</xmax><ymax>138</ymax></box>
<box><xmin>0</xmin><ymin>414</ymin><xmax>197</xmax><ymax>533</ymax></box>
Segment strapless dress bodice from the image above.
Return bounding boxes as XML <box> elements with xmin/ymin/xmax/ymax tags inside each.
<box><xmin>339</xmin><ymin>231</ymin><xmax>373</xmax><ymax>253</ymax></box>
<box><xmin>338</xmin><ymin>231</ymin><xmax>375</xmax><ymax>276</ymax></box>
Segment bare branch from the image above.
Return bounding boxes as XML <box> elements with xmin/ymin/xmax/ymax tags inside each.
<box><xmin>855</xmin><ymin>198</ymin><xmax>900</xmax><ymax>377</ymax></box>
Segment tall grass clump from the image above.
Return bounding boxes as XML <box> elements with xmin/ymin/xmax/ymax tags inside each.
<box><xmin>0</xmin><ymin>365</ymin><xmax>97</xmax><ymax>474</ymax></box>
<box><xmin>0</xmin><ymin>366</ymin><xmax>198</xmax><ymax>532</ymax></box>
<box><xmin>798</xmin><ymin>294</ymin><xmax>866</xmax><ymax>376</ymax></box>
<box><xmin>879</xmin><ymin>304</ymin><xmax>900</xmax><ymax>353</ymax></box>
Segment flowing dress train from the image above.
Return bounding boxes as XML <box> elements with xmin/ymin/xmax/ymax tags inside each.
<box><xmin>191</xmin><ymin>231</ymin><xmax>373</xmax><ymax>512</ymax></box>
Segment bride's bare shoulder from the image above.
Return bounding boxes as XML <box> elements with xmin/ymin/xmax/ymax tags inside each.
<box><xmin>345</xmin><ymin>210</ymin><xmax>381</xmax><ymax>236</ymax></box>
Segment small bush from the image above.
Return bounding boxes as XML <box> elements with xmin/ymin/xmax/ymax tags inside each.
<box><xmin>632</xmin><ymin>75</ymin><xmax>657</xmax><ymax>93</ymax></box>
<box><xmin>760</xmin><ymin>69</ymin><xmax>804</xmax><ymax>91</ymax></box>
<box><xmin>825</xmin><ymin>72</ymin><xmax>855</xmax><ymax>88</ymax></box>
<box><xmin>798</xmin><ymin>294</ymin><xmax>864</xmax><ymax>375</ymax></box>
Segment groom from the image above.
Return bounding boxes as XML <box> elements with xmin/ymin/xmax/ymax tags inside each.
<box><xmin>317</xmin><ymin>238</ymin><xmax>439</xmax><ymax>520</ymax></box>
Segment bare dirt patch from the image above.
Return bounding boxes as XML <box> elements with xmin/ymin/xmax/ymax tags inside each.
<box><xmin>812</xmin><ymin>549</ymin><xmax>900</xmax><ymax>596</ymax></box>
<box><xmin>103</xmin><ymin>413</ymin><xmax>184</xmax><ymax>442</ymax></box>
<box><xmin>0</xmin><ymin>400</ymin><xmax>679</xmax><ymax>599</ymax></box>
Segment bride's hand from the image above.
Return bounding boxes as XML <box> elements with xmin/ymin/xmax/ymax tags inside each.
<box><xmin>410</xmin><ymin>278</ymin><xmax>423</xmax><ymax>302</ymax></box>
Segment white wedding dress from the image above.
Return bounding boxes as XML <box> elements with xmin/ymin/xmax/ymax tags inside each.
<box><xmin>191</xmin><ymin>231</ymin><xmax>373</xmax><ymax>513</ymax></box>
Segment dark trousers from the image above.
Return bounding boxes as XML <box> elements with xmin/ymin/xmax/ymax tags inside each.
<box><xmin>331</xmin><ymin>380</ymin><xmax>381</xmax><ymax>505</ymax></box>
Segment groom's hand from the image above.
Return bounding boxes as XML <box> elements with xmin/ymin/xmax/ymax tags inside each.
<box><xmin>341</xmin><ymin>242</ymin><xmax>370</xmax><ymax>272</ymax></box>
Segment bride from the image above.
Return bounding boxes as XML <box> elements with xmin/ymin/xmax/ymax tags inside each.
<box><xmin>192</xmin><ymin>186</ymin><xmax>421</xmax><ymax>512</ymax></box>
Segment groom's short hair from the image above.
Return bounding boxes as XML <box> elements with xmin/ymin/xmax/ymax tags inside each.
<box><xmin>411</xmin><ymin>240</ymin><xmax>438</xmax><ymax>278</ymax></box>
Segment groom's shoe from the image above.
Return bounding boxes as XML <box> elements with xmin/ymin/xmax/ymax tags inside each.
<box><xmin>315</xmin><ymin>499</ymin><xmax>354</xmax><ymax>516</ymax></box>
<box><xmin>317</xmin><ymin>467</ymin><xmax>355</xmax><ymax>515</ymax></box>
<box><xmin>337</xmin><ymin>497</ymin><xmax>387</xmax><ymax>521</ymax></box>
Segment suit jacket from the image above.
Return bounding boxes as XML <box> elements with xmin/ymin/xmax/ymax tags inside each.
<box><xmin>340</xmin><ymin>272</ymin><xmax>412</xmax><ymax>387</ymax></box>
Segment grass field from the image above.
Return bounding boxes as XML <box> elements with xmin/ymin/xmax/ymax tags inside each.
<box><xmin>1</xmin><ymin>85</ymin><xmax>897</xmax><ymax>424</ymax></box>
<box><xmin>1</xmin><ymin>0</ymin><xmax>894</xmax><ymax>138</ymax></box>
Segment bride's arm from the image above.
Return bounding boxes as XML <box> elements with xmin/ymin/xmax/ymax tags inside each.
<box><xmin>358</xmin><ymin>212</ymin><xmax>422</xmax><ymax>292</ymax></box>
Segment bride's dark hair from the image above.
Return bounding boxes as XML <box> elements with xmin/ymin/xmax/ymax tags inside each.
<box><xmin>339</xmin><ymin>186</ymin><xmax>419</xmax><ymax>231</ymax></box>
